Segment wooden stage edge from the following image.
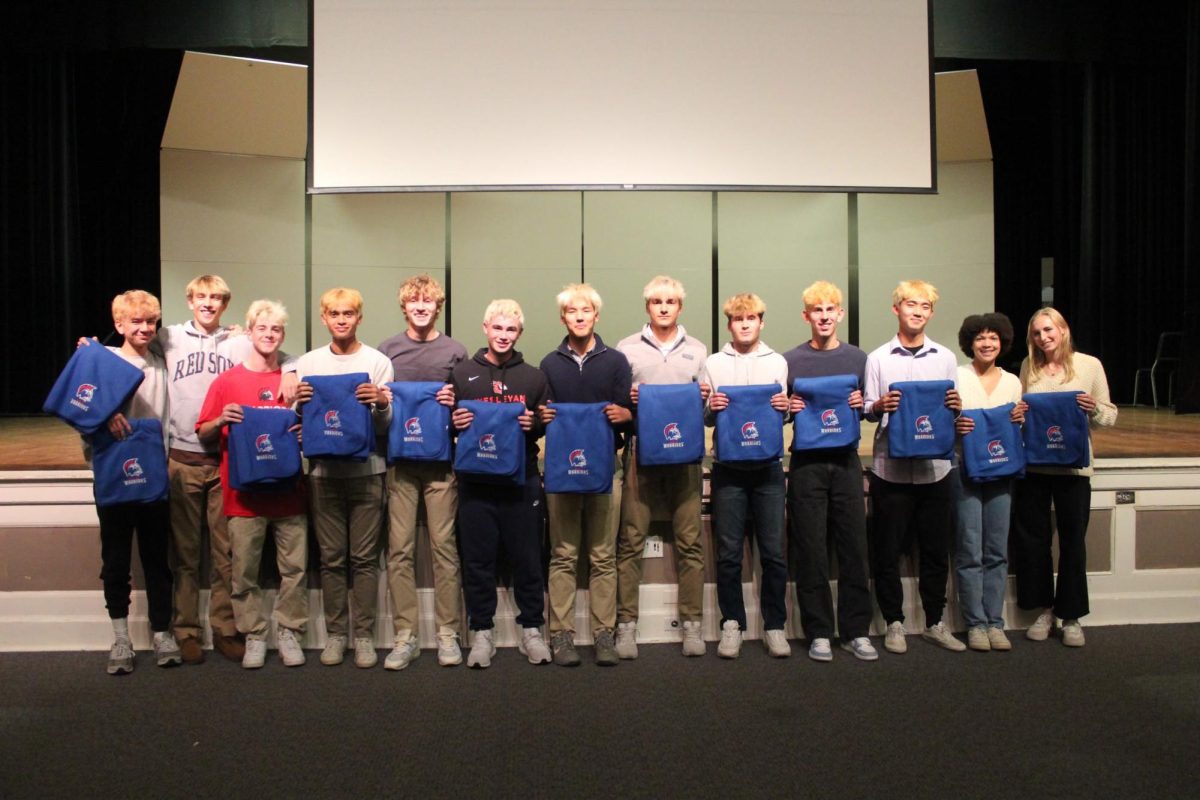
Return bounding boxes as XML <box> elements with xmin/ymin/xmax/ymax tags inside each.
<box><xmin>1</xmin><ymin>406</ymin><xmax>1197</xmax><ymax>473</ymax></box>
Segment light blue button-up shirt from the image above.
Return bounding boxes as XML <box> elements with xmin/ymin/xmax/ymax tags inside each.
<box><xmin>863</xmin><ymin>335</ymin><xmax>958</xmax><ymax>484</ymax></box>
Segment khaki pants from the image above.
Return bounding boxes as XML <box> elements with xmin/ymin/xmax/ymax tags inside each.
<box><xmin>168</xmin><ymin>459</ymin><xmax>236</xmax><ymax>640</ymax></box>
<box><xmin>616</xmin><ymin>449</ymin><xmax>704</xmax><ymax>623</ymax></box>
<box><xmin>310</xmin><ymin>474</ymin><xmax>384</xmax><ymax>639</ymax></box>
<box><xmin>385</xmin><ymin>461</ymin><xmax>462</xmax><ymax>636</ymax></box>
<box><xmin>228</xmin><ymin>514</ymin><xmax>309</xmax><ymax>638</ymax></box>
<box><xmin>546</xmin><ymin>467</ymin><xmax>622</xmax><ymax>635</ymax></box>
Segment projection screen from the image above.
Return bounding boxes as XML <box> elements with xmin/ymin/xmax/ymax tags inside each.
<box><xmin>311</xmin><ymin>0</ymin><xmax>934</xmax><ymax>192</ymax></box>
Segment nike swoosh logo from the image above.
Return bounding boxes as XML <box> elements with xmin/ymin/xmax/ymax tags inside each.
<box><xmin>468</xmin><ymin>375</ymin><xmax>480</xmax><ymax>381</ymax></box>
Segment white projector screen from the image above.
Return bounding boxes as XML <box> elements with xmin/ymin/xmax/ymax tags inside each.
<box><xmin>312</xmin><ymin>0</ymin><xmax>934</xmax><ymax>192</ymax></box>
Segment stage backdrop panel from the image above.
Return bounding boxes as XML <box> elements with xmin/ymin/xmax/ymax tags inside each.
<box><xmin>311</xmin><ymin>0</ymin><xmax>933</xmax><ymax>191</ymax></box>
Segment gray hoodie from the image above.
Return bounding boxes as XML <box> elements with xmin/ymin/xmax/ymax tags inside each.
<box><xmin>154</xmin><ymin>322</ymin><xmax>252</xmax><ymax>454</ymax></box>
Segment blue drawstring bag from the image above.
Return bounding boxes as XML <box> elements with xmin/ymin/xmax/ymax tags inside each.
<box><xmin>544</xmin><ymin>402</ymin><xmax>614</xmax><ymax>494</ymax></box>
<box><xmin>886</xmin><ymin>379</ymin><xmax>955</xmax><ymax>459</ymax></box>
<box><xmin>90</xmin><ymin>419</ymin><xmax>169</xmax><ymax>507</ymax></box>
<box><xmin>229</xmin><ymin>406</ymin><xmax>302</xmax><ymax>492</ymax></box>
<box><xmin>301</xmin><ymin>372</ymin><xmax>373</xmax><ymax>460</ymax></box>
<box><xmin>1022</xmin><ymin>391</ymin><xmax>1089</xmax><ymax>468</ymax></box>
<box><xmin>714</xmin><ymin>384</ymin><xmax>784</xmax><ymax>462</ymax></box>
<box><xmin>44</xmin><ymin>345</ymin><xmax>145</xmax><ymax>435</ymax></box>
<box><xmin>636</xmin><ymin>383</ymin><xmax>704</xmax><ymax>466</ymax></box>
<box><xmin>790</xmin><ymin>374</ymin><xmax>861</xmax><ymax>451</ymax></box>
<box><xmin>453</xmin><ymin>400</ymin><xmax>526</xmax><ymax>485</ymax></box>
<box><xmin>386</xmin><ymin>381</ymin><xmax>451</xmax><ymax>462</ymax></box>
<box><xmin>959</xmin><ymin>403</ymin><xmax>1025</xmax><ymax>482</ymax></box>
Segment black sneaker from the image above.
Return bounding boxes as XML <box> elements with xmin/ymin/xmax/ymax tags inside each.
<box><xmin>593</xmin><ymin>629</ymin><xmax>619</xmax><ymax>667</ymax></box>
<box><xmin>551</xmin><ymin>631</ymin><xmax>581</xmax><ymax>667</ymax></box>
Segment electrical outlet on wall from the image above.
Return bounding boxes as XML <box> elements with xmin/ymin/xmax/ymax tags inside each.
<box><xmin>643</xmin><ymin>535</ymin><xmax>664</xmax><ymax>558</ymax></box>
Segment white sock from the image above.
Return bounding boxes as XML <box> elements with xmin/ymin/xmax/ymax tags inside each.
<box><xmin>112</xmin><ymin>618</ymin><xmax>130</xmax><ymax>640</ymax></box>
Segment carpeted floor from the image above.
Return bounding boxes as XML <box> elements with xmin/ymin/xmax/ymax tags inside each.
<box><xmin>3</xmin><ymin>624</ymin><xmax>1198</xmax><ymax>799</ymax></box>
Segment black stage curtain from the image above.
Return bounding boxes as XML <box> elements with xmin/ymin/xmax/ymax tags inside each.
<box><xmin>975</xmin><ymin>2</ymin><xmax>1199</xmax><ymax>406</ymax></box>
<box><xmin>0</xmin><ymin>49</ymin><xmax>181</xmax><ymax>414</ymax></box>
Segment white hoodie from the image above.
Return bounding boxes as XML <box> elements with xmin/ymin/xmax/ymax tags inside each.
<box><xmin>700</xmin><ymin>341</ymin><xmax>788</xmax><ymax>425</ymax></box>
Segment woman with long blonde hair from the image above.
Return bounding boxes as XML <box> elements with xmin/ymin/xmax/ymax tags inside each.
<box><xmin>1012</xmin><ymin>308</ymin><xmax>1117</xmax><ymax>648</ymax></box>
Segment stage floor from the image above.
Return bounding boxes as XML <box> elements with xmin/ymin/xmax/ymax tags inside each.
<box><xmin>2</xmin><ymin>406</ymin><xmax>1196</xmax><ymax>471</ymax></box>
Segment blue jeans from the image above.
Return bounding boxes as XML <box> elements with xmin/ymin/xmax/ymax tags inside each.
<box><xmin>712</xmin><ymin>461</ymin><xmax>787</xmax><ymax>630</ymax></box>
<box><xmin>954</xmin><ymin>472</ymin><xmax>1012</xmax><ymax>628</ymax></box>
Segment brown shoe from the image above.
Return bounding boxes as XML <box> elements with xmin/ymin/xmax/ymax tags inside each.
<box><xmin>178</xmin><ymin>636</ymin><xmax>205</xmax><ymax>665</ymax></box>
<box><xmin>214</xmin><ymin>633</ymin><xmax>246</xmax><ymax>662</ymax></box>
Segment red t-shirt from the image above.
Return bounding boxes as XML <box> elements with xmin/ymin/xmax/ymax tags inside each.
<box><xmin>196</xmin><ymin>364</ymin><xmax>306</xmax><ymax>518</ymax></box>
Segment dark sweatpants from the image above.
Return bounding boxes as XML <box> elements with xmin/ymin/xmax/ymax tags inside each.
<box><xmin>97</xmin><ymin>500</ymin><xmax>174</xmax><ymax>631</ymax></box>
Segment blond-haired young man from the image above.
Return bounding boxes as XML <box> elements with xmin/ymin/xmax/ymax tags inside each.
<box><xmin>295</xmin><ymin>287</ymin><xmax>394</xmax><ymax>668</ymax></box>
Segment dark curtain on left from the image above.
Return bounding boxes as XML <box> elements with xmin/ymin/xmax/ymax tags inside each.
<box><xmin>0</xmin><ymin>48</ymin><xmax>182</xmax><ymax>414</ymax></box>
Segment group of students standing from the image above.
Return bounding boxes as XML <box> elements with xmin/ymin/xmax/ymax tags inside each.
<box><xmin>62</xmin><ymin>271</ymin><xmax>1115</xmax><ymax>675</ymax></box>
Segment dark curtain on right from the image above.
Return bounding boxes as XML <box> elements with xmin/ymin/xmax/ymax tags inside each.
<box><xmin>978</xmin><ymin>1</ymin><xmax>1200</xmax><ymax>407</ymax></box>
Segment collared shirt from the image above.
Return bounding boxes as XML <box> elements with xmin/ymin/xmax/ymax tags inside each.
<box><xmin>863</xmin><ymin>334</ymin><xmax>958</xmax><ymax>484</ymax></box>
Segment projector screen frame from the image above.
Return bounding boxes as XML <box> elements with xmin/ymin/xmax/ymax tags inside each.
<box><xmin>306</xmin><ymin>0</ymin><xmax>938</xmax><ymax>196</ymax></box>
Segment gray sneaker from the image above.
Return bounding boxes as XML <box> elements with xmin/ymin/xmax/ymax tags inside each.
<box><xmin>717</xmin><ymin>620</ymin><xmax>742</xmax><ymax>659</ymax></box>
<box><xmin>840</xmin><ymin>636</ymin><xmax>879</xmax><ymax>661</ymax></box>
<box><xmin>242</xmin><ymin>636</ymin><xmax>267</xmax><ymax>669</ymax></box>
<box><xmin>276</xmin><ymin>628</ymin><xmax>306</xmax><ymax>667</ymax></box>
<box><xmin>353</xmin><ymin>637</ymin><xmax>378</xmax><ymax>668</ymax></box>
<box><xmin>518</xmin><ymin>627</ymin><xmax>552</xmax><ymax>665</ymax></box>
<box><xmin>922</xmin><ymin>621</ymin><xmax>967</xmax><ymax>652</ymax></box>
<box><xmin>681</xmin><ymin>620</ymin><xmax>705</xmax><ymax>657</ymax></box>
<box><xmin>808</xmin><ymin>637</ymin><xmax>833</xmax><ymax>662</ymax></box>
<box><xmin>320</xmin><ymin>634</ymin><xmax>347</xmax><ymax>666</ymax></box>
<box><xmin>551</xmin><ymin>630</ymin><xmax>581</xmax><ymax>667</ymax></box>
<box><xmin>467</xmin><ymin>629</ymin><xmax>496</xmax><ymax>669</ymax></box>
<box><xmin>615</xmin><ymin>621</ymin><xmax>639</xmax><ymax>660</ymax></box>
<box><xmin>106</xmin><ymin>637</ymin><xmax>134</xmax><ymax>675</ymax></box>
<box><xmin>153</xmin><ymin>631</ymin><xmax>182</xmax><ymax>668</ymax></box>
<box><xmin>384</xmin><ymin>631</ymin><xmax>420</xmax><ymax>671</ymax></box>
<box><xmin>593</xmin><ymin>629</ymin><xmax>619</xmax><ymax>667</ymax></box>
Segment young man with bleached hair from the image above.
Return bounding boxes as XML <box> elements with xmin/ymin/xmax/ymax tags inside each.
<box><xmin>615</xmin><ymin>275</ymin><xmax>710</xmax><ymax>658</ymax></box>
<box><xmin>197</xmin><ymin>300</ymin><xmax>309</xmax><ymax>669</ymax></box>
<box><xmin>863</xmin><ymin>280</ymin><xmax>965</xmax><ymax>654</ymax></box>
<box><xmin>538</xmin><ymin>284</ymin><xmax>633</xmax><ymax>666</ymax></box>
<box><xmin>87</xmin><ymin>291</ymin><xmax>180</xmax><ymax>674</ymax></box>
<box><xmin>783</xmin><ymin>281</ymin><xmax>877</xmax><ymax>662</ymax></box>
<box><xmin>451</xmin><ymin>299</ymin><xmax>551</xmax><ymax>668</ymax></box>
<box><xmin>155</xmin><ymin>275</ymin><xmax>297</xmax><ymax>664</ymax></box>
<box><xmin>377</xmin><ymin>274</ymin><xmax>468</xmax><ymax>669</ymax></box>
<box><xmin>295</xmin><ymin>288</ymin><xmax>395</xmax><ymax>668</ymax></box>
<box><xmin>702</xmin><ymin>293</ymin><xmax>791</xmax><ymax>659</ymax></box>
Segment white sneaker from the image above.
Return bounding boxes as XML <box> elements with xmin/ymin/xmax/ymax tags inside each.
<box><xmin>967</xmin><ymin>626</ymin><xmax>991</xmax><ymax>652</ymax></box>
<box><xmin>681</xmin><ymin>620</ymin><xmax>705</xmax><ymax>657</ymax></box>
<box><xmin>988</xmin><ymin>626</ymin><xmax>1013</xmax><ymax>651</ymax></box>
<box><xmin>320</xmin><ymin>634</ymin><xmax>347</xmax><ymax>666</ymax></box>
<box><xmin>840</xmin><ymin>637</ymin><xmax>879</xmax><ymax>661</ymax></box>
<box><xmin>1061</xmin><ymin>619</ymin><xmax>1085</xmax><ymax>647</ymax></box>
<box><xmin>437</xmin><ymin>631</ymin><xmax>463</xmax><ymax>666</ymax></box>
<box><xmin>922</xmin><ymin>621</ymin><xmax>967</xmax><ymax>652</ymax></box>
<box><xmin>106</xmin><ymin>637</ymin><xmax>134</xmax><ymax>675</ymax></box>
<box><xmin>276</xmin><ymin>628</ymin><xmax>306</xmax><ymax>667</ymax></box>
<box><xmin>1026</xmin><ymin>611</ymin><xmax>1054</xmax><ymax>641</ymax></box>
<box><xmin>717</xmin><ymin>620</ymin><xmax>742</xmax><ymax>659</ymax></box>
<box><xmin>884</xmin><ymin>621</ymin><xmax>907</xmax><ymax>654</ymax></box>
<box><xmin>384</xmin><ymin>631</ymin><xmax>420</xmax><ymax>671</ymax></box>
<box><xmin>615</xmin><ymin>621</ymin><xmax>639</xmax><ymax>660</ymax></box>
<box><xmin>242</xmin><ymin>636</ymin><xmax>267</xmax><ymax>669</ymax></box>
<box><xmin>152</xmin><ymin>631</ymin><xmax>182</xmax><ymax>668</ymax></box>
<box><xmin>468</xmin><ymin>629</ymin><xmax>496</xmax><ymax>669</ymax></box>
<box><xmin>808</xmin><ymin>637</ymin><xmax>833</xmax><ymax>662</ymax></box>
<box><xmin>353</xmin><ymin>637</ymin><xmax>378</xmax><ymax>668</ymax></box>
<box><xmin>518</xmin><ymin>627</ymin><xmax>552</xmax><ymax>664</ymax></box>
<box><xmin>763</xmin><ymin>629</ymin><xmax>791</xmax><ymax>658</ymax></box>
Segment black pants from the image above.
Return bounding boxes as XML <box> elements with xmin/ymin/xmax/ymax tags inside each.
<box><xmin>457</xmin><ymin>476</ymin><xmax>546</xmax><ymax>631</ymax></box>
<box><xmin>97</xmin><ymin>500</ymin><xmax>173</xmax><ymax>631</ymax></box>
<box><xmin>1012</xmin><ymin>472</ymin><xmax>1091</xmax><ymax>620</ymax></box>
<box><xmin>868</xmin><ymin>472</ymin><xmax>954</xmax><ymax>626</ymax></box>
<box><xmin>787</xmin><ymin>451</ymin><xmax>874</xmax><ymax>640</ymax></box>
